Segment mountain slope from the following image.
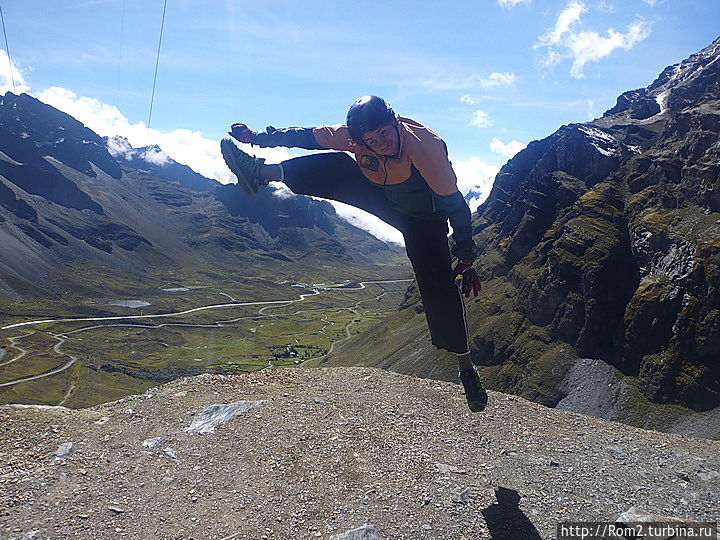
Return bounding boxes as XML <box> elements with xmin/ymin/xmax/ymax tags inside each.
<box><xmin>315</xmin><ymin>37</ymin><xmax>720</xmax><ymax>436</ymax></box>
<box><xmin>0</xmin><ymin>93</ymin><xmax>408</xmax><ymax>307</ymax></box>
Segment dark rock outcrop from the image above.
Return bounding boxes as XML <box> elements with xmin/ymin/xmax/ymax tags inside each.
<box><xmin>468</xmin><ymin>37</ymin><xmax>720</xmax><ymax>412</ymax></box>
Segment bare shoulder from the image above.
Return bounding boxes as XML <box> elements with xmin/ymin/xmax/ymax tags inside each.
<box><xmin>398</xmin><ymin>117</ymin><xmax>445</xmax><ymax>148</ymax></box>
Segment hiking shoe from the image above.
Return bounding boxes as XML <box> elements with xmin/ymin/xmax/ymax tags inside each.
<box><xmin>459</xmin><ymin>365</ymin><xmax>488</xmax><ymax>412</ymax></box>
<box><xmin>220</xmin><ymin>137</ymin><xmax>267</xmax><ymax>196</ymax></box>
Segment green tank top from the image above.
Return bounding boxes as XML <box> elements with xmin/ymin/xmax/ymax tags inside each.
<box><xmin>378</xmin><ymin>166</ymin><xmax>439</xmax><ymax>218</ymax></box>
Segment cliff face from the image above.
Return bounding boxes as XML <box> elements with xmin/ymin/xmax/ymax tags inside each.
<box><xmin>468</xmin><ymin>37</ymin><xmax>720</xmax><ymax>412</ymax></box>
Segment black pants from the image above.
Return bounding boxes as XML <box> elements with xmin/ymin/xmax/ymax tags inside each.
<box><xmin>282</xmin><ymin>152</ymin><xmax>470</xmax><ymax>354</ymax></box>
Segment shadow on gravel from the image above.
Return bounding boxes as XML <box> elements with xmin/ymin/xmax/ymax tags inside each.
<box><xmin>481</xmin><ymin>487</ymin><xmax>542</xmax><ymax>540</ymax></box>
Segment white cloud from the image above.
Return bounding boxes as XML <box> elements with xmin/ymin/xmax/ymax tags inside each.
<box><xmin>453</xmin><ymin>156</ymin><xmax>500</xmax><ymax>212</ymax></box>
<box><xmin>33</xmin><ymin>86</ymin><xmax>292</xmax><ymax>184</ymax></box>
<box><xmin>566</xmin><ymin>98</ymin><xmax>597</xmax><ymax>119</ymax></box>
<box><xmin>0</xmin><ymin>49</ymin><xmax>30</xmax><ymax>94</ymax></box>
<box><xmin>484</xmin><ymin>72</ymin><xmax>516</xmax><ymax>87</ymax></box>
<box><xmin>425</xmin><ymin>71</ymin><xmax>516</xmax><ymax>91</ymax></box>
<box><xmin>469</xmin><ymin>110</ymin><xmax>493</xmax><ymax>128</ymax></box>
<box><xmin>498</xmin><ymin>0</ymin><xmax>530</xmax><ymax>7</ymax></box>
<box><xmin>460</xmin><ymin>94</ymin><xmax>503</xmax><ymax>105</ymax></box>
<box><xmin>535</xmin><ymin>2</ymin><xmax>651</xmax><ymax>78</ymax></box>
<box><xmin>140</xmin><ymin>146</ymin><xmax>171</xmax><ymax>166</ymax></box>
<box><xmin>585</xmin><ymin>98</ymin><xmax>595</xmax><ymax>120</ymax></box>
<box><xmin>490</xmin><ymin>137</ymin><xmax>527</xmax><ymax>158</ymax></box>
<box><xmin>596</xmin><ymin>1</ymin><xmax>616</xmax><ymax>13</ymax></box>
<box><xmin>106</xmin><ymin>135</ymin><xmax>170</xmax><ymax>166</ymax></box>
<box><xmin>329</xmin><ymin>202</ymin><xmax>404</xmax><ymax>245</ymax></box>
<box><xmin>567</xmin><ymin>22</ymin><xmax>651</xmax><ymax>78</ymax></box>
<box><xmin>106</xmin><ymin>135</ymin><xmax>134</xmax><ymax>160</ymax></box>
<box><xmin>267</xmin><ymin>181</ymin><xmax>295</xmax><ymax>199</ymax></box>
<box><xmin>643</xmin><ymin>0</ymin><xmax>657</xmax><ymax>5</ymax></box>
<box><xmin>538</xmin><ymin>1</ymin><xmax>586</xmax><ymax>47</ymax></box>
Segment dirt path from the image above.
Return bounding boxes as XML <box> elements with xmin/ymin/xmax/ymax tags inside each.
<box><xmin>0</xmin><ymin>357</ymin><xmax>77</xmax><ymax>388</ymax></box>
<box><xmin>0</xmin><ymin>333</ymin><xmax>79</xmax><ymax>388</ymax></box>
<box><xmin>0</xmin><ymin>331</ymin><xmax>34</xmax><ymax>368</ymax></box>
<box><xmin>57</xmin><ymin>382</ymin><xmax>76</xmax><ymax>407</ymax></box>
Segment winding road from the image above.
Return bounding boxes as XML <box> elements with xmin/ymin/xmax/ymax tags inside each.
<box><xmin>0</xmin><ymin>333</ymin><xmax>78</xmax><ymax>388</ymax></box>
<box><xmin>0</xmin><ymin>332</ymin><xmax>34</xmax><ymax>368</ymax></box>
<box><xmin>0</xmin><ymin>279</ymin><xmax>412</xmax><ymax>390</ymax></box>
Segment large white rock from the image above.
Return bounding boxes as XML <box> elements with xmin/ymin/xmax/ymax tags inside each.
<box><xmin>52</xmin><ymin>442</ymin><xmax>75</xmax><ymax>459</ymax></box>
<box><xmin>185</xmin><ymin>400</ymin><xmax>269</xmax><ymax>435</ymax></box>
<box><xmin>330</xmin><ymin>524</ymin><xmax>382</xmax><ymax>540</ymax></box>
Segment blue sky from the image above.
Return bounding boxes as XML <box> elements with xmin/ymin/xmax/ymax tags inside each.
<box><xmin>2</xmin><ymin>0</ymin><xmax>719</xmax><ymax>241</ymax></box>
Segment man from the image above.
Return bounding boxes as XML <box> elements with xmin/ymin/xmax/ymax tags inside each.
<box><xmin>221</xmin><ymin>95</ymin><xmax>487</xmax><ymax>412</ymax></box>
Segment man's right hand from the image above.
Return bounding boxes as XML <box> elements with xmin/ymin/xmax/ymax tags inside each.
<box><xmin>453</xmin><ymin>259</ymin><xmax>482</xmax><ymax>298</ymax></box>
<box><xmin>229</xmin><ymin>123</ymin><xmax>256</xmax><ymax>144</ymax></box>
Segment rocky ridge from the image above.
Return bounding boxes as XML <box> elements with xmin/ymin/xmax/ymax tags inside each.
<box><xmin>1</xmin><ymin>367</ymin><xmax>718</xmax><ymax>539</ymax></box>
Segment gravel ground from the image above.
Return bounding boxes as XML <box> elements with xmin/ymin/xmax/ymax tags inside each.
<box><xmin>1</xmin><ymin>367</ymin><xmax>718</xmax><ymax>539</ymax></box>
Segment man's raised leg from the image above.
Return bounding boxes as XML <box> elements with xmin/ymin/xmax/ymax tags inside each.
<box><xmin>279</xmin><ymin>153</ymin><xmax>407</xmax><ymax>230</ymax></box>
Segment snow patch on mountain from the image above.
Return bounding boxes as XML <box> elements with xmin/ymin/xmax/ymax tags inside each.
<box><xmin>578</xmin><ymin>124</ymin><xmax>619</xmax><ymax>156</ymax></box>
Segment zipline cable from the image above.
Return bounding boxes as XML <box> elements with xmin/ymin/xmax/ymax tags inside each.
<box><xmin>147</xmin><ymin>0</ymin><xmax>167</xmax><ymax>129</ymax></box>
<box><xmin>0</xmin><ymin>3</ymin><xmax>16</xmax><ymax>93</ymax></box>
<box><xmin>129</xmin><ymin>0</ymin><xmax>168</xmax><ymax>281</ymax></box>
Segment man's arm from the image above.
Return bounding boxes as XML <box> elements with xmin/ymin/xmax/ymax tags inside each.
<box><xmin>230</xmin><ymin>123</ymin><xmax>322</xmax><ymax>149</ymax></box>
<box><xmin>409</xmin><ymin>132</ymin><xmax>476</xmax><ymax>261</ymax></box>
<box><xmin>229</xmin><ymin>123</ymin><xmax>354</xmax><ymax>152</ymax></box>
<box><xmin>432</xmin><ymin>193</ymin><xmax>475</xmax><ymax>260</ymax></box>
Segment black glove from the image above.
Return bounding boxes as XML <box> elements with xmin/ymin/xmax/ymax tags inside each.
<box><xmin>229</xmin><ymin>123</ymin><xmax>256</xmax><ymax>143</ymax></box>
<box><xmin>453</xmin><ymin>259</ymin><xmax>482</xmax><ymax>298</ymax></box>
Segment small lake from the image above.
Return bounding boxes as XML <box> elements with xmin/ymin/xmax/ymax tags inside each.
<box><xmin>0</xmin><ymin>348</ymin><xmax>5</xmax><ymax>360</ymax></box>
<box><xmin>108</xmin><ymin>300</ymin><xmax>151</xmax><ymax>308</ymax></box>
<box><xmin>162</xmin><ymin>288</ymin><xmax>190</xmax><ymax>293</ymax></box>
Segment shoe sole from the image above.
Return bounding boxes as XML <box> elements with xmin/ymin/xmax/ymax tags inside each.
<box><xmin>460</xmin><ymin>366</ymin><xmax>488</xmax><ymax>412</ymax></box>
<box><xmin>220</xmin><ymin>138</ymin><xmax>256</xmax><ymax>196</ymax></box>
<box><xmin>468</xmin><ymin>393</ymin><xmax>488</xmax><ymax>412</ymax></box>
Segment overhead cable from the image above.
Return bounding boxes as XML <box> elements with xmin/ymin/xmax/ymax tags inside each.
<box><xmin>0</xmin><ymin>3</ymin><xmax>16</xmax><ymax>93</ymax></box>
<box><xmin>147</xmin><ymin>0</ymin><xmax>168</xmax><ymax>129</ymax></box>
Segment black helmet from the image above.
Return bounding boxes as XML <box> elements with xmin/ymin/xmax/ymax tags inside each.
<box><xmin>346</xmin><ymin>95</ymin><xmax>397</xmax><ymax>144</ymax></box>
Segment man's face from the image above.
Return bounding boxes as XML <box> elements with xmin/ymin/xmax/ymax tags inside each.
<box><xmin>361</xmin><ymin>123</ymin><xmax>400</xmax><ymax>156</ymax></box>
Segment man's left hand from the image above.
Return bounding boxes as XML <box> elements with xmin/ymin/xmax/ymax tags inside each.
<box><xmin>229</xmin><ymin>123</ymin><xmax>256</xmax><ymax>143</ymax></box>
<box><xmin>454</xmin><ymin>259</ymin><xmax>482</xmax><ymax>298</ymax></box>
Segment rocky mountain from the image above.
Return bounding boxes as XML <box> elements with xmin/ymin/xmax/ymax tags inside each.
<box><xmin>2</xmin><ymin>367</ymin><xmax>718</xmax><ymax>539</ymax></box>
<box><xmin>317</xmin><ymin>37</ymin><xmax>720</xmax><ymax>437</ymax></box>
<box><xmin>0</xmin><ymin>93</ymin><xmax>406</xmax><ymax>305</ymax></box>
